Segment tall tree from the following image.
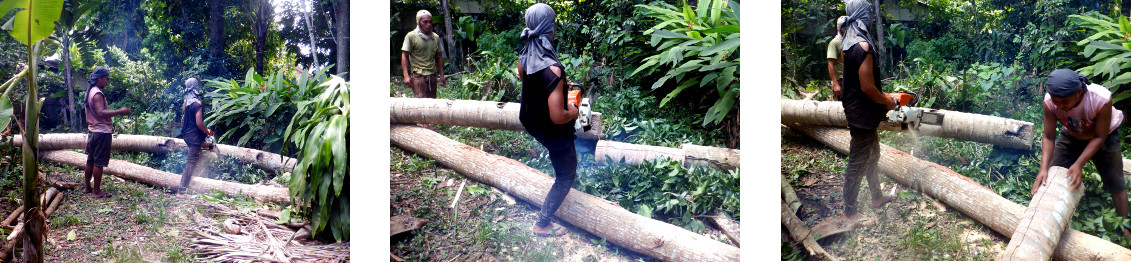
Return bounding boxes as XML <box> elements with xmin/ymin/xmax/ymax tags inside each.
<box><xmin>209</xmin><ymin>0</ymin><xmax>226</xmax><ymax>56</ymax></box>
<box><xmin>334</xmin><ymin>0</ymin><xmax>348</xmax><ymax>78</ymax></box>
<box><xmin>243</xmin><ymin>0</ymin><xmax>273</xmax><ymax>74</ymax></box>
<box><xmin>54</xmin><ymin>0</ymin><xmax>103</xmax><ymax>132</ymax></box>
<box><xmin>440</xmin><ymin>0</ymin><xmax>453</xmax><ymax>70</ymax></box>
<box><xmin>305</xmin><ymin>0</ymin><xmax>319</xmax><ymax>68</ymax></box>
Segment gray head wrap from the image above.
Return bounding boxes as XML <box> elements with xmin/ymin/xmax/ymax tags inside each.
<box><xmin>519</xmin><ymin>3</ymin><xmax>560</xmax><ymax>76</ymax></box>
<box><xmin>1047</xmin><ymin>69</ymin><xmax>1089</xmax><ymax>97</ymax></box>
<box><xmin>415</xmin><ymin>10</ymin><xmax>433</xmax><ymax>40</ymax></box>
<box><xmin>836</xmin><ymin>16</ymin><xmax>848</xmax><ymax>36</ymax></box>
<box><xmin>88</xmin><ymin>66</ymin><xmax>109</xmax><ymax>88</ymax></box>
<box><xmin>184</xmin><ymin>78</ymin><xmax>202</xmax><ymax>106</ymax></box>
<box><xmin>841</xmin><ymin>0</ymin><xmax>874</xmax><ymax>52</ymax></box>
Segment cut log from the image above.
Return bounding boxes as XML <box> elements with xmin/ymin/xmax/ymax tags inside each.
<box><xmin>594</xmin><ymin>140</ymin><xmax>739</xmax><ymax>171</ymax></box>
<box><xmin>3</xmin><ymin>188</ymin><xmax>60</xmax><ymax>230</ymax></box>
<box><xmin>782</xmin><ymin>174</ymin><xmax>802</xmax><ymax>214</ymax></box>
<box><xmin>787</xmin><ymin>124</ymin><xmax>1131</xmax><ymax>260</ymax></box>
<box><xmin>9</xmin><ymin>134</ymin><xmax>297</xmax><ymax>172</ymax></box>
<box><xmin>390</xmin><ymin>215</ymin><xmax>429</xmax><ymax>236</ymax></box>
<box><xmin>781</xmin><ymin>200</ymin><xmax>837</xmax><ymax>260</ymax></box>
<box><xmin>390</xmin><ymin>124</ymin><xmax>738</xmax><ymax>261</ymax></box>
<box><xmin>1000</xmin><ymin>166</ymin><xmax>1085</xmax><ymax>261</ymax></box>
<box><xmin>781</xmin><ymin>99</ymin><xmax>1034</xmax><ymax>149</ymax></box>
<box><xmin>41</xmin><ymin>150</ymin><xmax>290</xmax><ymax>204</ymax></box>
<box><xmin>708</xmin><ymin>212</ymin><xmax>740</xmax><ymax>247</ymax></box>
<box><xmin>389</xmin><ymin>97</ymin><xmax>604</xmax><ymax>140</ymax></box>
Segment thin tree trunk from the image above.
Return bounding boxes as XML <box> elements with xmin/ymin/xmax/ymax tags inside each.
<box><xmin>390</xmin><ymin>98</ymin><xmax>603</xmax><ymax>140</ymax></box>
<box><xmin>62</xmin><ymin>41</ymin><xmax>73</xmax><ymax>132</ymax></box>
<box><xmin>593</xmin><ymin>140</ymin><xmax>738</xmax><ymax>171</ymax></box>
<box><xmin>390</xmin><ymin>124</ymin><xmax>739</xmax><ymax>261</ymax></box>
<box><xmin>782</xmin><ymin>174</ymin><xmax>802</xmax><ymax>214</ymax></box>
<box><xmin>22</xmin><ymin>42</ymin><xmax>43</xmax><ymax>263</ymax></box>
<box><xmin>305</xmin><ymin>0</ymin><xmax>319</xmax><ymax>67</ymax></box>
<box><xmin>1000</xmin><ymin>166</ymin><xmax>1084</xmax><ymax>261</ymax></box>
<box><xmin>335</xmin><ymin>0</ymin><xmax>349</xmax><ymax>78</ymax></box>
<box><xmin>786</xmin><ymin>124</ymin><xmax>1131</xmax><ymax>260</ymax></box>
<box><xmin>41</xmin><ymin>150</ymin><xmax>290</xmax><ymax>204</ymax></box>
<box><xmin>440</xmin><ymin>0</ymin><xmax>455</xmax><ymax>70</ymax></box>
<box><xmin>781</xmin><ymin>99</ymin><xmax>1034</xmax><ymax>149</ymax></box>
<box><xmin>873</xmin><ymin>0</ymin><xmax>884</xmax><ymax>68</ymax></box>
<box><xmin>10</xmin><ymin>134</ymin><xmax>296</xmax><ymax>172</ymax></box>
<box><xmin>209</xmin><ymin>0</ymin><xmax>226</xmax><ymax>56</ymax></box>
<box><xmin>781</xmin><ymin>200</ymin><xmax>837</xmax><ymax>260</ymax></box>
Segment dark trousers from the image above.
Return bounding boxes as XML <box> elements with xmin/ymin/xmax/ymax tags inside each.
<box><xmin>533</xmin><ymin>135</ymin><xmax>577</xmax><ymax>227</ymax></box>
<box><xmin>1051</xmin><ymin>129</ymin><xmax>1125</xmax><ymax>192</ymax></box>
<box><xmin>180</xmin><ymin>144</ymin><xmax>202</xmax><ymax>192</ymax></box>
<box><xmin>411</xmin><ymin>73</ymin><xmax>438</xmax><ymax>98</ymax></box>
<box><xmin>844</xmin><ymin>127</ymin><xmax>884</xmax><ymax>215</ymax></box>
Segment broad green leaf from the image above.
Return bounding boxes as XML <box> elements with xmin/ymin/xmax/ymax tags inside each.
<box><xmin>0</xmin><ymin>96</ymin><xmax>11</xmax><ymax>133</ymax></box>
<box><xmin>702</xmin><ymin>25</ymin><xmax>739</xmax><ymax>34</ymax></box>
<box><xmin>660</xmin><ymin>80</ymin><xmax>696</xmax><ymax>107</ymax></box>
<box><xmin>7</xmin><ymin>0</ymin><xmax>64</xmax><ymax>46</ymax></box>
<box><xmin>630</xmin><ymin>59</ymin><xmax>658</xmax><ymax>77</ymax></box>
<box><xmin>717</xmin><ymin>66</ymin><xmax>737</xmax><ymax>94</ymax></box>
<box><xmin>703</xmin><ymin>88</ymin><xmax>737</xmax><ymax>126</ymax></box>
<box><xmin>701</xmin><ymin>36</ymin><xmax>740</xmax><ymax>56</ymax></box>
<box><xmin>700</xmin><ymin>61</ymin><xmax>737</xmax><ymax>72</ymax></box>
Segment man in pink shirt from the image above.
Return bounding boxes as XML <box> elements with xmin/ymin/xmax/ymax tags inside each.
<box><xmin>1036</xmin><ymin>69</ymin><xmax>1129</xmax><ymax>237</ymax></box>
<box><xmin>83</xmin><ymin>66</ymin><xmax>131</xmax><ymax>198</ymax></box>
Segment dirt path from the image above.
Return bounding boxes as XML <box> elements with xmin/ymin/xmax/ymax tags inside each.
<box><xmin>781</xmin><ymin>127</ymin><xmax>1007</xmax><ymax>260</ymax></box>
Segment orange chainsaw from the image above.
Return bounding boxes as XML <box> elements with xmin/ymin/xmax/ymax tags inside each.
<box><xmin>884</xmin><ymin>91</ymin><xmax>943</xmax><ymax>130</ymax></box>
<box><xmin>567</xmin><ymin>83</ymin><xmax>593</xmax><ymax>132</ymax></box>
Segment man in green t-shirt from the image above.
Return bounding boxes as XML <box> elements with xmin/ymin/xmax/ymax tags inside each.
<box><xmin>401</xmin><ymin>10</ymin><xmax>447</xmax><ymax>98</ymax></box>
<box><xmin>826</xmin><ymin>16</ymin><xmax>847</xmax><ymax>100</ymax></box>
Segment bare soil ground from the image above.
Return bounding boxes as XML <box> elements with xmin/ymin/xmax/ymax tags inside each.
<box><xmin>781</xmin><ymin>126</ymin><xmax>1008</xmax><ymax>260</ymax></box>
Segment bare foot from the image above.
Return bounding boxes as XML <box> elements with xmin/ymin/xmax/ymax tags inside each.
<box><xmin>532</xmin><ymin>223</ymin><xmax>566</xmax><ymax>237</ymax></box>
<box><xmin>871</xmin><ymin>195</ymin><xmax>895</xmax><ymax>208</ymax></box>
<box><xmin>92</xmin><ymin>191</ymin><xmax>112</xmax><ymax>199</ymax></box>
<box><xmin>82</xmin><ymin>187</ymin><xmax>91</xmax><ymax>194</ymax></box>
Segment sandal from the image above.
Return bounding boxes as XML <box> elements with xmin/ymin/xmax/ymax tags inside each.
<box><xmin>533</xmin><ymin>223</ymin><xmax>567</xmax><ymax>237</ymax></box>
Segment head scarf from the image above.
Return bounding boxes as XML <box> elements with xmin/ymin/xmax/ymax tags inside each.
<box><xmin>184</xmin><ymin>78</ymin><xmax>202</xmax><ymax>107</ymax></box>
<box><xmin>841</xmin><ymin>0</ymin><xmax>874</xmax><ymax>52</ymax></box>
<box><xmin>519</xmin><ymin>3</ymin><xmax>560</xmax><ymax>76</ymax></box>
<box><xmin>88</xmin><ymin>66</ymin><xmax>109</xmax><ymax>88</ymax></box>
<box><xmin>836</xmin><ymin>16</ymin><xmax>848</xmax><ymax>36</ymax></box>
<box><xmin>1047</xmin><ymin>69</ymin><xmax>1090</xmax><ymax>97</ymax></box>
<box><xmin>415</xmin><ymin>10</ymin><xmax>434</xmax><ymax>40</ymax></box>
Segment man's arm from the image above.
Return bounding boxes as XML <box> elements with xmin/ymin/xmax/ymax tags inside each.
<box><xmin>857</xmin><ymin>43</ymin><xmax>897</xmax><ymax>110</ymax></box>
<box><xmin>827</xmin><ymin>58</ymin><xmax>841</xmax><ymax>100</ymax></box>
<box><xmin>547</xmin><ymin>66</ymin><xmax>578</xmax><ymax>125</ymax></box>
<box><xmin>92</xmin><ymin>93</ymin><xmax>129</xmax><ymax>118</ymax></box>
<box><xmin>402</xmin><ymin>51</ymin><xmax>412</xmax><ymax>85</ymax></box>
<box><xmin>1068</xmin><ymin>100</ymin><xmax>1114</xmax><ymax>189</ymax></box>
<box><xmin>195</xmin><ymin>107</ymin><xmax>211</xmax><ymax>136</ymax></box>
<box><xmin>435</xmin><ymin>50</ymin><xmax>446</xmax><ymax>86</ymax></box>
<box><xmin>1034</xmin><ymin>102</ymin><xmax>1059</xmax><ymax>195</ymax></box>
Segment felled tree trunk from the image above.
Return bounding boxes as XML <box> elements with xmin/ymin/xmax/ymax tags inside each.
<box><xmin>1000</xmin><ymin>166</ymin><xmax>1085</xmax><ymax>261</ymax></box>
<box><xmin>787</xmin><ymin>124</ymin><xmax>1131</xmax><ymax>260</ymax></box>
<box><xmin>41</xmin><ymin>150</ymin><xmax>290</xmax><ymax>204</ymax></box>
<box><xmin>782</xmin><ymin>174</ymin><xmax>802</xmax><ymax>214</ymax></box>
<box><xmin>10</xmin><ymin>134</ymin><xmax>296</xmax><ymax>172</ymax></box>
<box><xmin>781</xmin><ymin>200</ymin><xmax>837</xmax><ymax>260</ymax></box>
<box><xmin>594</xmin><ymin>140</ymin><xmax>739</xmax><ymax>171</ymax></box>
<box><xmin>390</xmin><ymin>124</ymin><xmax>738</xmax><ymax>261</ymax></box>
<box><xmin>781</xmin><ymin>99</ymin><xmax>1034</xmax><ymax>150</ymax></box>
<box><xmin>389</xmin><ymin>98</ymin><xmax>603</xmax><ymax>140</ymax></box>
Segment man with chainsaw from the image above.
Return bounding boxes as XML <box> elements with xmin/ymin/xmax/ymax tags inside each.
<box><xmin>838</xmin><ymin>0</ymin><xmax>897</xmax><ymax>220</ymax></box>
<box><xmin>1035</xmin><ymin>69</ymin><xmax>1129</xmax><ymax>237</ymax></box>
<box><xmin>517</xmin><ymin>3</ymin><xmax>579</xmax><ymax>237</ymax></box>
<box><xmin>176</xmin><ymin>78</ymin><xmax>213</xmax><ymax>195</ymax></box>
<box><xmin>826</xmin><ymin>16</ymin><xmax>847</xmax><ymax>100</ymax></box>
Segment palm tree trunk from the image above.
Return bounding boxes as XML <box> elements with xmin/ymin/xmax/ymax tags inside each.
<box><xmin>593</xmin><ymin>140</ymin><xmax>739</xmax><ymax>171</ymax></box>
<box><xmin>999</xmin><ymin>166</ymin><xmax>1085</xmax><ymax>260</ymax></box>
<box><xmin>10</xmin><ymin>134</ymin><xmax>296</xmax><ymax>172</ymax></box>
<box><xmin>390</xmin><ymin>98</ymin><xmax>603</xmax><ymax>140</ymax></box>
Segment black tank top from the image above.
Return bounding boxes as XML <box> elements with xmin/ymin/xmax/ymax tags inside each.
<box><xmin>519</xmin><ymin>65</ymin><xmax>576</xmax><ymax>144</ymax></box>
<box><xmin>842</xmin><ymin>43</ymin><xmax>887</xmax><ymax>129</ymax></box>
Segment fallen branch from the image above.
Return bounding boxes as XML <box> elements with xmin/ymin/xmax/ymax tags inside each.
<box><xmin>781</xmin><ymin>174</ymin><xmax>802</xmax><ymax>214</ymax></box>
<box><xmin>0</xmin><ymin>189</ymin><xmax>64</xmax><ymax>262</ymax></box>
<box><xmin>708</xmin><ymin>212</ymin><xmax>740</xmax><ymax>247</ymax></box>
<box><xmin>781</xmin><ymin>200</ymin><xmax>837</xmax><ymax>260</ymax></box>
<box><xmin>390</xmin><ymin>124</ymin><xmax>739</xmax><ymax>261</ymax></box>
<box><xmin>787</xmin><ymin>124</ymin><xmax>1131</xmax><ymax>260</ymax></box>
<box><xmin>42</xmin><ymin>150</ymin><xmax>290</xmax><ymax>204</ymax></box>
<box><xmin>594</xmin><ymin>140</ymin><xmax>739</xmax><ymax>171</ymax></box>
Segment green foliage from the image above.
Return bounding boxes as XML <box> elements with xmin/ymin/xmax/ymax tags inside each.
<box><xmin>578</xmin><ymin>159</ymin><xmax>739</xmax><ymax>222</ymax></box>
<box><xmin>1071</xmin><ymin>12</ymin><xmax>1131</xmax><ymax>102</ymax></box>
<box><xmin>281</xmin><ymin>76</ymin><xmax>349</xmax><ymax>242</ymax></box>
<box><xmin>595</xmin><ymin>87</ymin><xmax>724</xmax><ymax>147</ymax></box>
<box><xmin>633</xmin><ymin>0</ymin><xmax>739</xmax><ymax>126</ymax></box>
<box><xmin>204</xmin><ymin>66</ymin><xmax>331</xmax><ymax>152</ymax></box>
<box><xmin>781</xmin><ymin>241</ymin><xmax>805</xmax><ymax>260</ymax></box>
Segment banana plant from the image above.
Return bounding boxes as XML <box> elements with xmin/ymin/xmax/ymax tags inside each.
<box><xmin>52</xmin><ymin>0</ymin><xmax>103</xmax><ymax>131</ymax></box>
<box><xmin>0</xmin><ymin>0</ymin><xmax>64</xmax><ymax>262</ymax></box>
<box><xmin>282</xmin><ymin>75</ymin><xmax>349</xmax><ymax>241</ymax></box>
<box><xmin>632</xmin><ymin>0</ymin><xmax>739</xmax><ymax>126</ymax></box>
<box><xmin>1070</xmin><ymin>13</ymin><xmax>1131</xmax><ymax>102</ymax></box>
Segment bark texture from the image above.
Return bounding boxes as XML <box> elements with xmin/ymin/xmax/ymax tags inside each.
<box><xmin>781</xmin><ymin>201</ymin><xmax>837</xmax><ymax>260</ymax></box>
<box><xmin>1000</xmin><ymin>166</ymin><xmax>1085</xmax><ymax>261</ymax></box>
<box><xmin>782</xmin><ymin>174</ymin><xmax>802</xmax><ymax>214</ymax></box>
<box><xmin>781</xmin><ymin>99</ymin><xmax>1034</xmax><ymax>149</ymax></box>
<box><xmin>389</xmin><ymin>98</ymin><xmax>603</xmax><ymax>140</ymax></box>
<box><xmin>10</xmin><ymin>134</ymin><xmax>296</xmax><ymax>172</ymax></box>
<box><xmin>787</xmin><ymin>124</ymin><xmax>1131</xmax><ymax>260</ymax></box>
<box><xmin>594</xmin><ymin>140</ymin><xmax>738</xmax><ymax>171</ymax></box>
<box><xmin>41</xmin><ymin>150</ymin><xmax>290</xmax><ymax>204</ymax></box>
<box><xmin>390</xmin><ymin>124</ymin><xmax>738</xmax><ymax>261</ymax></box>
<box><xmin>709</xmin><ymin>212</ymin><xmax>740</xmax><ymax>247</ymax></box>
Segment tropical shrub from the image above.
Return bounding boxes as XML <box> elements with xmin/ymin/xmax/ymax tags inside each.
<box><xmin>1070</xmin><ymin>12</ymin><xmax>1131</xmax><ymax>102</ymax></box>
<box><xmin>632</xmin><ymin>0</ymin><xmax>740</xmax><ymax>126</ymax></box>
<box><xmin>203</xmin><ymin>66</ymin><xmax>331</xmax><ymax>152</ymax></box>
<box><xmin>282</xmin><ymin>76</ymin><xmax>349</xmax><ymax>242</ymax></box>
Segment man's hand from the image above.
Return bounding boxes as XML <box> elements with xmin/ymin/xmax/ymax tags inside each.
<box><xmin>832</xmin><ymin>84</ymin><xmax>842</xmax><ymax>100</ymax></box>
<box><xmin>1069</xmin><ymin>163</ymin><xmax>1084</xmax><ymax>190</ymax></box>
<box><xmin>884</xmin><ymin>98</ymin><xmax>898</xmax><ymax>110</ymax></box>
<box><xmin>206</xmin><ymin>129</ymin><xmax>213</xmax><ymax>136</ymax></box>
<box><xmin>404</xmin><ymin>75</ymin><xmax>412</xmax><ymax>85</ymax></box>
<box><xmin>1032</xmin><ymin>169</ymin><xmax>1048</xmax><ymax>196</ymax></box>
<box><xmin>440</xmin><ymin>75</ymin><xmax>447</xmax><ymax>86</ymax></box>
<box><xmin>121</xmin><ymin>107</ymin><xmax>131</xmax><ymax>115</ymax></box>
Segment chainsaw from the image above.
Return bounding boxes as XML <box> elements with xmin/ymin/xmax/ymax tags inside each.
<box><xmin>884</xmin><ymin>92</ymin><xmax>944</xmax><ymax>130</ymax></box>
<box><xmin>567</xmin><ymin>83</ymin><xmax>593</xmax><ymax>133</ymax></box>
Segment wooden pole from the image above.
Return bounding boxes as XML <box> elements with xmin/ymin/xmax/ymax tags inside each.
<box><xmin>999</xmin><ymin>166</ymin><xmax>1085</xmax><ymax>260</ymax></box>
<box><xmin>389</xmin><ymin>98</ymin><xmax>603</xmax><ymax>140</ymax></box>
<box><xmin>781</xmin><ymin>99</ymin><xmax>1034</xmax><ymax>149</ymax></box>
<box><xmin>391</xmin><ymin>124</ymin><xmax>738</xmax><ymax>261</ymax></box>
<box><xmin>787</xmin><ymin>124</ymin><xmax>1131</xmax><ymax>260</ymax></box>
